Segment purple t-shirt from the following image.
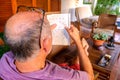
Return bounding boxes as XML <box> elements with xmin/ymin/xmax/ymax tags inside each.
<box><xmin>0</xmin><ymin>51</ymin><xmax>89</xmax><ymax>80</ymax></box>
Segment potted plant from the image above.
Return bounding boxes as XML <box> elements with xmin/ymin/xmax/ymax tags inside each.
<box><xmin>92</xmin><ymin>33</ymin><xmax>108</xmax><ymax>46</ymax></box>
<box><xmin>0</xmin><ymin>32</ymin><xmax>10</xmax><ymax>58</ymax></box>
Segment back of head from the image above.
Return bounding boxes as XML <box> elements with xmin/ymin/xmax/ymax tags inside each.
<box><xmin>4</xmin><ymin>11</ymin><xmax>51</xmax><ymax>61</ymax></box>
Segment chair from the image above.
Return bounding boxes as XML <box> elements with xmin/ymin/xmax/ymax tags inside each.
<box><xmin>75</xmin><ymin>6</ymin><xmax>93</xmax><ymax>21</ymax></box>
<box><xmin>75</xmin><ymin>6</ymin><xmax>93</xmax><ymax>38</ymax></box>
<box><xmin>91</xmin><ymin>14</ymin><xmax>117</xmax><ymax>40</ymax></box>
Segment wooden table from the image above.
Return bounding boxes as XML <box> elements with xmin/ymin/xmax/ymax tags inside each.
<box><xmin>49</xmin><ymin>38</ymin><xmax>120</xmax><ymax>80</ymax></box>
<box><xmin>87</xmin><ymin>38</ymin><xmax>120</xmax><ymax>80</ymax></box>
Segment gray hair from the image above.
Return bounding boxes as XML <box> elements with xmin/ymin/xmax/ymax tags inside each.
<box><xmin>4</xmin><ymin>12</ymin><xmax>51</xmax><ymax>61</ymax></box>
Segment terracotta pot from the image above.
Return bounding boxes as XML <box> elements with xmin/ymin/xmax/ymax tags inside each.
<box><xmin>93</xmin><ymin>39</ymin><xmax>105</xmax><ymax>47</ymax></box>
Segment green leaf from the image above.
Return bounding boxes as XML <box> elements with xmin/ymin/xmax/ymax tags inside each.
<box><xmin>94</xmin><ymin>0</ymin><xmax>120</xmax><ymax>15</ymax></box>
<box><xmin>0</xmin><ymin>32</ymin><xmax>10</xmax><ymax>58</ymax></box>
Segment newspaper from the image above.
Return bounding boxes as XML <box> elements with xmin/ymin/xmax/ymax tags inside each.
<box><xmin>47</xmin><ymin>13</ymin><xmax>70</xmax><ymax>45</ymax></box>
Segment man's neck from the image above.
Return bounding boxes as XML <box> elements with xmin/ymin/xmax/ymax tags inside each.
<box><xmin>15</xmin><ymin>52</ymin><xmax>46</xmax><ymax>73</ymax></box>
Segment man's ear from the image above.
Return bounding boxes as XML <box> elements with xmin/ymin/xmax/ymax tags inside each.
<box><xmin>42</xmin><ymin>38</ymin><xmax>52</xmax><ymax>54</ymax></box>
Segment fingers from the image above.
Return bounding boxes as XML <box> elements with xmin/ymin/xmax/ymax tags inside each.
<box><xmin>50</xmin><ymin>24</ymin><xmax>57</xmax><ymax>30</ymax></box>
<box><xmin>66</xmin><ymin>25</ymin><xmax>81</xmax><ymax>44</ymax></box>
<box><xmin>81</xmin><ymin>38</ymin><xmax>89</xmax><ymax>56</ymax></box>
<box><xmin>65</xmin><ymin>25</ymin><xmax>77</xmax><ymax>33</ymax></box>
<box><xmin>82</xmin><ymin>38</ymin><xmax>89</xmax><ymax>50</ymax></box>
<box><xmin>65</xmin><ymin>25</ymin><xmax>74</xmax><ymax>37</ymax></box>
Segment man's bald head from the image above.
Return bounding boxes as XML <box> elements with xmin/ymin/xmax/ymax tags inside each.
<box><xmin>4</xmin><ymin>11</ymin><xmax>51</xmax><ymax>61</ymax></box>
<box><xmin>5</xmin><ymin>12</ymin><xmax>42</xmax><ymax>41</ymax></box>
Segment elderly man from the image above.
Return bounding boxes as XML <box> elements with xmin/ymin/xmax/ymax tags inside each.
<box><xmin>0</xmin><ymin>9</ymin><xmax>94</xmax><ymax>80</ymax></box>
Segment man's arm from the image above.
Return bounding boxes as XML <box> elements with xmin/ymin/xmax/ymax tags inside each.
<box><xmin>66</xmin><ymin>25</ymin><xmax>94</xmax><ymax>80</ymax></box>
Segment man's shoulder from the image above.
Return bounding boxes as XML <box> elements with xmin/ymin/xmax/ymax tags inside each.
<box><xmin>0</xmin><ymin>51</ymin><xmax>14</xmax><ymax>61</ymax></box>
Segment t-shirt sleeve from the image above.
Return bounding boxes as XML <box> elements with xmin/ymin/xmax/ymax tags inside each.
<box><xmin>46</xmin><ymin>61</ymin><xmax>89</xmax><ymax>80</ymax></box>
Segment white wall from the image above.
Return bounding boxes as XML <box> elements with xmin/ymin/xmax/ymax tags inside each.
<box><xmin>61</xmin><ymin>0</ymin><xmax>93</xmax><ymax>21</ymax></box>
<box><xmin>61</xmin><ymin>0</ymin><xmax>83</xmax><ymax>13</ymax></box>
<box><xmin>61</xmin><ymin>0</ymin><xmax>84</xmax><ymax>21</ymax></box>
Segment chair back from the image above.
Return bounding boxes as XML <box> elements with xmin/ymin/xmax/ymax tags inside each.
<box><xmin>92</xmin><ymin>14</ymin><xmax>117</xmax><ymax>38</ymax></box>
<box><xmin>97</xmin><ymin>14</ymin><xmax>117</xmax><ymax>29</ymax></box>
<box><xmin>75</xmin><ymin>6</ymin><xmax>93</xmax><ymax>21</ymax></box>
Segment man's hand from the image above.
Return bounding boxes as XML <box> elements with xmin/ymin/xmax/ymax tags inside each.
<box><xmin>66</xmin><ymin>25</ymin><xmax>80</xmax><ymax>44</ymax></box>
<box><xmin>50</xmin><ymin>24</ymin><xmax>57</xmax><ymax>31</ymax></box>
<box><xmin>82</xmin><ymin>38</ymin><xmax>89</xmax><ymax>56</ymax></box>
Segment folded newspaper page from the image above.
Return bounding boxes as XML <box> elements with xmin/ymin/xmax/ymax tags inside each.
<box><xmin>47</xmin><ymin>13</ymin><xmax>70</xmax><ymax>45</ymax></box>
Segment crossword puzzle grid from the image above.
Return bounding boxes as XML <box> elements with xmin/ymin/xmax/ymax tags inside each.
<box><xmin>47</xmin><ymin>14</ymin><xmax>70</xmax><ymax>29</ymax></box>
<box><xmin>47</xmin><ymin>13</ymin><xmax>71</xmax><ymax>45</ymax></box>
